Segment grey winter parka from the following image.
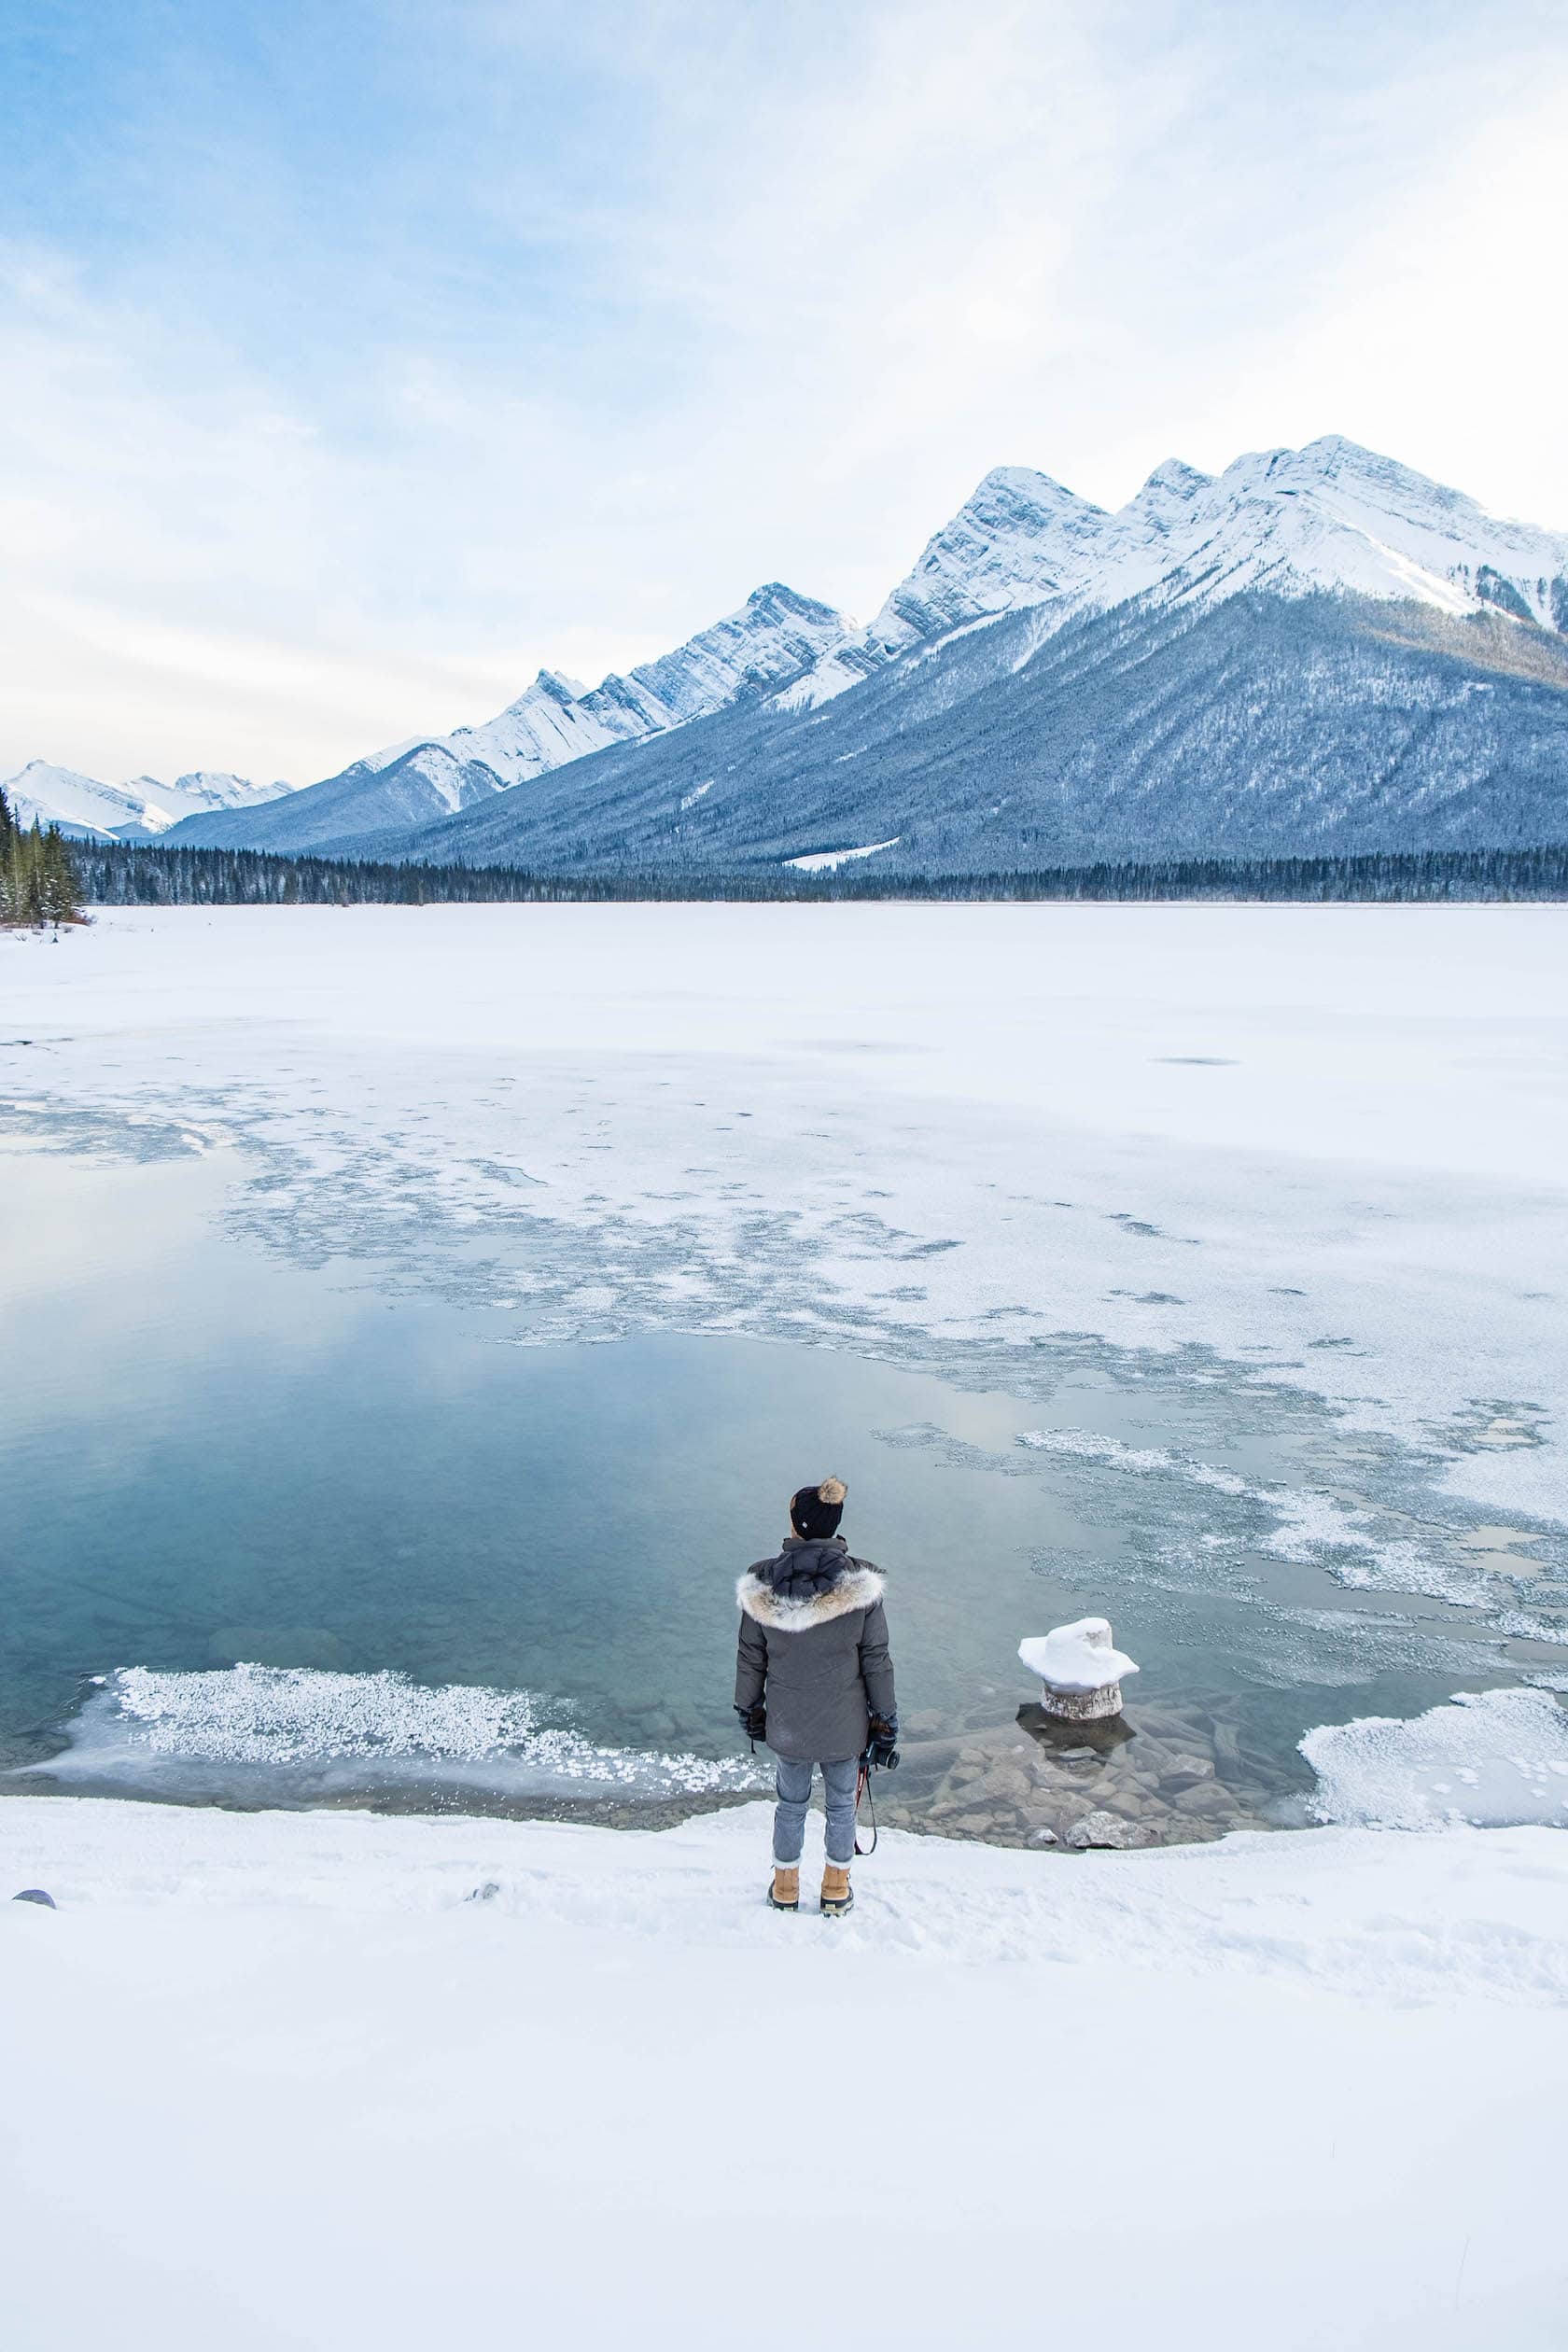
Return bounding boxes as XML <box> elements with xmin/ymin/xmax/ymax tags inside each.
<box><xmin>734</xmin><ymin>1534</ymin><xmax>896</xmax><ymax>1764</ymax></box>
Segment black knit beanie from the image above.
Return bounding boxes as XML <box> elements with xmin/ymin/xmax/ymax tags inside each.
<box><xmin>791</xmin><ymin>1475</ymin><xmax>847</xmax><ymax>1540</ymax></box>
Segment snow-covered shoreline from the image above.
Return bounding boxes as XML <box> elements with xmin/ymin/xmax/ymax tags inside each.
<box><xmin>3</xmin><ymin>1794</ymin><xmax>1565</xmax><ymax>2349</ymax></box>
<box><xmin>4</xmin><ymin>1792</ymin><xmax>1563</xmax><ymax>1999</ymax></box>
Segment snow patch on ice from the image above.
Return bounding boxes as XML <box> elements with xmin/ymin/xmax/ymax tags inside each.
<box><xmin>1016</xmin><ymin>1426</ymin><xmax>1501</xmax><ymax>1609</ymax></box>
<box><xmin>1021</xmin><ymin>1425</ymin><xmax>1249</xmax><ymax>1495</ymax></box>
<box><xmin>1301</xmin><ymin>1688</ymin><xmax>1568</xmax><ymax>1829</ymax></box>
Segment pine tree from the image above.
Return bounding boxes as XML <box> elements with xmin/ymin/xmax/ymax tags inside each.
<box><xmin>0</xmin><ymin>790</ymin><xmax>14</xmax><ymax>924</ymax></box>
<box><xmin>19</xmin><ymin>821</ymin><xmax>46</xmax><ymax>924</ymax></box>
<box><xmin>39</xmin><ymin>824</ymin><xmax>83</xmax><ymax>926</ymax></box>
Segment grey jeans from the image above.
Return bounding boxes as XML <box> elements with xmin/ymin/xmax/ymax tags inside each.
<box><xmin>773</xmin><ymin>1756</ymin><xmax>860</xmax><ymax>1868</ymax></box>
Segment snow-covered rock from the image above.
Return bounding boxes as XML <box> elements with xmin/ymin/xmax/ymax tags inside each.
<box><xmin>1074</xmin><ymin>435</ymin><xmax>1568</xmax><ymax>637</ymax></box>
<box><xmin>865</xmin><ymin>467</ymin><xmax>1120</xmax><ymax>653</ymax></box>
<box><xmin>403</xmin><ymin>589</ymin><xmax>846</xmax><ymax>797</ymax></box>
<box><xmin>775</xmin><ymin>465</ymin><xmax>1142</xmax><ymax>710</ymax></box>
<box><xmin>410</xmin><ymin>577</ymin><xmax>854</xmax><ymax>796</ymax></box>
<box><xmin>172</xmin><ymin>581</ymin><xmax>856</xmax><ymax>851</ymax></box>
<box><xmin>1019</xmin><ymin>1617</ymin><xmax>1140</xmax><ymax>1720</ymax></box>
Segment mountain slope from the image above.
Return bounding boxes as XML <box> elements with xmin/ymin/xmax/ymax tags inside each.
<box><xmin>323</xmin><ymin>588</ymin><xmax>1568</xmax><ymax>873</ymax></box>
<box><xmin>171</xmin><ymin>582</ymin><xmax>853</xmax><ymax>852</ymax></box>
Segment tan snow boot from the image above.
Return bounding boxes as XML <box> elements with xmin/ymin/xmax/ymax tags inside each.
<box><xmin>767</xmin><ymin>1865</ymin><xmax>800</xmax><ymax>1911</ymax></box>
<box><xmin>819</xmin><ymin>1862</ymin><xmax>854</xmax><ymax>1917</ymax></box>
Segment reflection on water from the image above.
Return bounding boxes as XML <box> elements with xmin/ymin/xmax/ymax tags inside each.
<box><xmin>0</xmin><ymin>1136</ymin><xmax>1557</xmax><ymax>1841</ymax></box>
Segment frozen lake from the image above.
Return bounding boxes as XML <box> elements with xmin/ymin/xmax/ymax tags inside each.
<box><xmin>3</xmin><ymin>904</ymin><xmax>1565</xmax><ymax>1840</ymax></box>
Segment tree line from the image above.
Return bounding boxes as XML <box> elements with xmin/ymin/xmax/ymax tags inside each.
<box><xmin>68</xmin><ymin>837</ymin><xmax>1568</xmax><ymax>908</ymax></box>
<box><xmin>0</xmin><ymin>784</ymin><xmax>84</xmax><ymax>927</ymax></box>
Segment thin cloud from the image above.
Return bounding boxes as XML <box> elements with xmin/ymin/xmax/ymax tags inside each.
<box><xmin>3</xmin><ymin>1</ymin><xmax>1566</xmax><ymax>781</ymax></box>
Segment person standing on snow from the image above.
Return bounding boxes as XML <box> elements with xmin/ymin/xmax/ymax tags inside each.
<box><xmin>734</xmin><ymin>1475</ymin><xmax>898</xmax><ymax>1917</ymax></box>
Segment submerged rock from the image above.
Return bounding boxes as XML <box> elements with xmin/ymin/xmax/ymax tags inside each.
<box><xmin>1065</xmin><ymin>1811</ymin><xmax>1159</xmax><ymax>1851</ymax></box>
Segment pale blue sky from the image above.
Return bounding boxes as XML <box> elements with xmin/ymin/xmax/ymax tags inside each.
<box><xmin>4</xmin><ymin>0</ymin><xmax>1566</xmax><ymax>781</ymax></box>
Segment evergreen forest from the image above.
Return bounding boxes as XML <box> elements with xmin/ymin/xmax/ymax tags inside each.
<box><xmin>0</xmin><ymin>785</ymin><xmax>84</xmax><ymax>927</ymax></box>
<box><xmin>69</xmin><ymin>837</ymin><xmax>1568</xmax><ymax>909</ymax></box>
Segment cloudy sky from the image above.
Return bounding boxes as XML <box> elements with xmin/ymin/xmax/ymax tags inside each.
<box><xmin>4</xmin><ymin>0</ymin><xmax>1566</xmax><ymax>784</ymax></box>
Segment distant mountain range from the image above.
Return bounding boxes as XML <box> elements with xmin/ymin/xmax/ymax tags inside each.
<box><xmin>1</xmin><ymin>762</ymin><xmax>290</xmax><ymax>842</ymax></box>
<box><xmin>12</xmin><ymin>436</ymin><xmax>1568</xmax><ymax>873</ymax></box>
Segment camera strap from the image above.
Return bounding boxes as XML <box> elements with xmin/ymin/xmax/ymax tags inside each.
<box><xmin>854</xmin><ymin>1757</ymin><xmax>878</xmax><ymax>1856</ymax></box>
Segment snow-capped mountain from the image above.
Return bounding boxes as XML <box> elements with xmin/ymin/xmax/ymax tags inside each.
<box><xmin>1076</xmin><ymin>436</ymin><xmax>1568</xmax><ymax>632</ymax></box>
<box><xmin>3</xmin><ymin>761</ymin><xmax>291</xmax><ymax>840</ymax></box>
<box><xmin>318</xmin><ymin>434</ymin><xmax>1568</xmax><ymax>875</ymax></box>
<box><xmin>86</xmin><ymin>432</ymin><xmax>1568</xmax><ymax>870</ymax></box>
<box><xmin>171</xmin><ymin>582</ymin><xmax>853</xmax><ymax>852</ymax></box>
<box><xmin>4</xmin><ymin>763</ymin><xmax>152</xmax><ymax>839</ymax></box>
<box><xmin>777</xmin><ymin>464</ymin><xmax>1163</xmax><ymax>708</ymax></box>
<box><xmin>781</xmin><ymin>436</ymin><xmax>1568</xmax><ymax>712</ymax></box>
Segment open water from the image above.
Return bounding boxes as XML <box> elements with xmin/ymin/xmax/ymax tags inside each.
<box><xmin>2</xmin><ymin>1133</ymin><xmax>1560</xmax><ymax>1844</ymax></box>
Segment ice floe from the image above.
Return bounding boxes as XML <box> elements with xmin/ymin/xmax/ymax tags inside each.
<box><xmin>1016</xmin><ymin>1426</ymin><xmax>1501</xmax><ymax>1608</ymax></box>
<box><xmin>1300</xmin><ymin>1688</ymin><xmax>1568</xmax><ymax>1829</ymax></box>
<box><xmin>28</xmin><ymin>1666</ymin><xmax>763</xmax><ymax>1803</ymax></box>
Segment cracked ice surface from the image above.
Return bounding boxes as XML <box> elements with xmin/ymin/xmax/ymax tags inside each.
<box><xmin>3</xmin><ymin>903</ymin><xmax>1565</xmax><ymax>1550</ymax></box>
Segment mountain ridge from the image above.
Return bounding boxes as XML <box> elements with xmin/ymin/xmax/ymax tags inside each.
<box><xmin>167</xmin><ymin>580</ymin><xmax>856</xmax><ymax>853</ymax></box>
<box><xmin>15</xmin><ymin>433</ymin><xmax>1568</xmax><ymax>868</ymax></box>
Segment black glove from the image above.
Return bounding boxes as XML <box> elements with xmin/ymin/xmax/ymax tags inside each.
<box><xmin>867</xmin><ymin>1715</ymin><xmax>900</xmax><ymax>1771</ymax></box>
<box><xmin>736</xmin><ymin>1702</ymin><xmax>766</xmax><ymax>1745</ymax></box>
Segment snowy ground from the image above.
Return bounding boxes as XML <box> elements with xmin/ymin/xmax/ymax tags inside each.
<box><xmin>3</xmin><ymin>1797</ymin><xmax>1565</xmax><ymax>2350</ymax></box>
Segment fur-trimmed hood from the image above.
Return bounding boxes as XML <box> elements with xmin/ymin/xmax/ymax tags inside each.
<box><xmin>736</xmin><ymin>1537</ymin><xmax>886</xmax><ymax>1633</ymax></box>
